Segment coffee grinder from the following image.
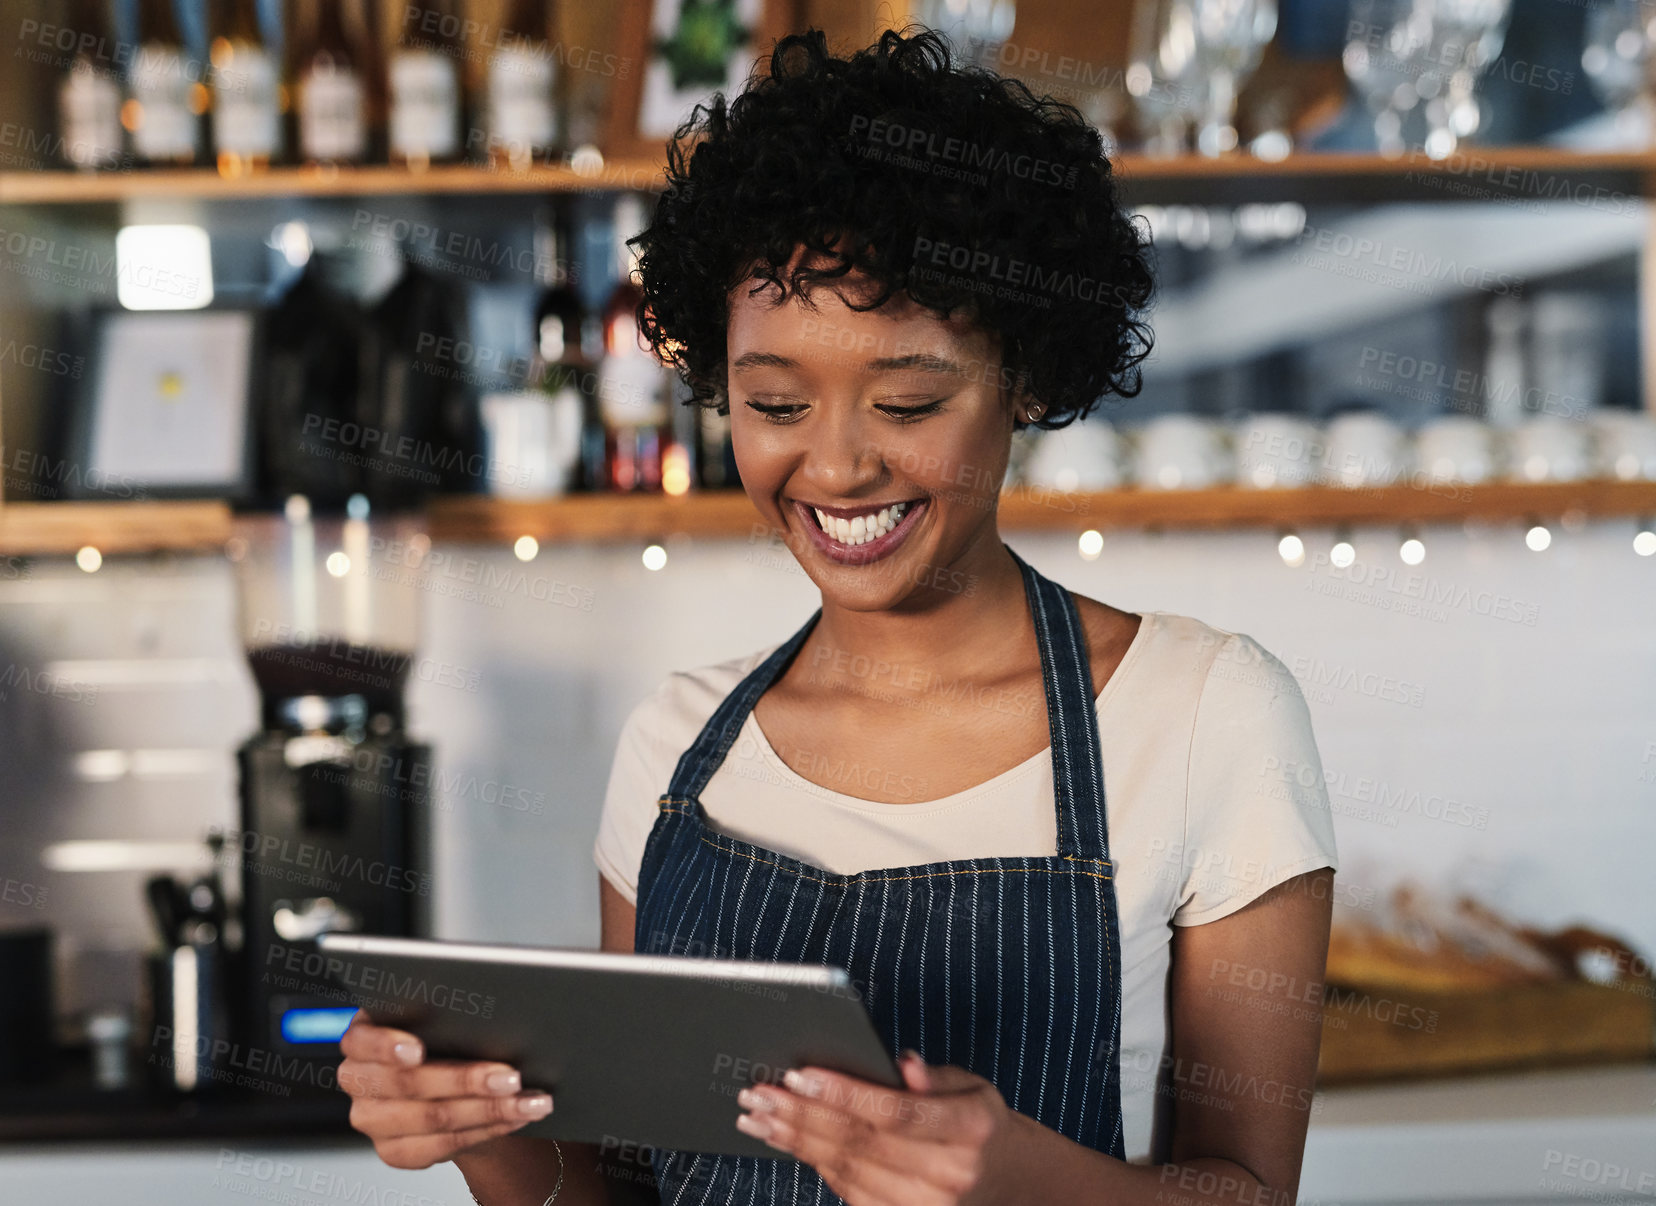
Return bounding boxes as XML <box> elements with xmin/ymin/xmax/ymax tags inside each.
<box><xmin>231</xmin><ymin>496</ymin><xmax>433</xmax><ymax>1073</ymax></box>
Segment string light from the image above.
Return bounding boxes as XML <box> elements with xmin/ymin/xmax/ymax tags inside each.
<box><xmin>1634</xmin><ymin>521</ymin><xmax>1655</xmax><ymax>557</ymax></box>
<box><xmin>642</xmin><ymin>544</ymin><xmax>667</xmax><ymax>571</ymax></box>
<box><xmin>1525</xmin><ymin>524</ymin><xmax>1551</xmax><ymax>552</ymax></box>
<box><xmin>1277</xmin><ymin>532</ymin><xmax>1305</xmax><ymax>567</ymax></box>
<box><xmin>1078</xmin><ymin>529</ymin><xmax>1103</xmax><ymax>560</ymax></box>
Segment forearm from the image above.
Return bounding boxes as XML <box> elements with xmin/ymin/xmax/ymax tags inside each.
<box><xmin>453</xmin><ymin>1136</ymin><xmax>620</xmax><ymax>1206</ymax></box>
<box><xmin>1004</xmin><ymin>1113</ymin><xmax>1293</xmax><ymax>1206</ymax></box>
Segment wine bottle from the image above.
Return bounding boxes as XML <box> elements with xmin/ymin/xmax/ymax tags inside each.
<box><xmin>483</xmin><ymin>0</ymin><xmax>559</xmax><ymax>169</ymax></box>
<box><xmin>389</xmin><ymin>0</ymin><xmax>463</xmax><ymax>169</ymax></box>
<box><xmin>209</xmin><ymin>0</ymin><xmax>281</xmax><ymax>173</ymax></box>
<box><xmin>597</xmin><ymin>195</ymin><xmax>671</xmax><ymax>492</ymax></box>
<box><xmin>290</xmin><ymin>0</ymin><xmax>371</xmax><ymax>165</ymax></box>
<box><xmin>58</xmin><ymin>0</ymin><xmax>124</xmax><ymax>170</ymax></box>
<box><xmin>129</xmin><ymin>0</ymin><xmax>200</xmax><ymax>165</ymax></box>
<box><xmin>534</xmin><ymin>205</ymin><xmax>589</xmax><ymax>493</ymax></box>
<box><xmin>696</xmin><ymin>396</ymin><xmax>737</xmax><ymax>489</ymax></box>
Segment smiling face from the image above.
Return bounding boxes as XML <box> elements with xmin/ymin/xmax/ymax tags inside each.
<box><xmin>727</xmin><ymin>268</ymin><xmax>1033</xmax><ymax>612</ymax></box>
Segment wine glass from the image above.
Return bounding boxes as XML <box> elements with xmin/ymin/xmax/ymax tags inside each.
<box><xmin>1343</xmin><ymin>0</ymin><xmax>1432</xmax><ymax>157</ymax></box>
<box><xmin>1415</xmin><ymin>0</ymin><xmax>1513</xmax><ymax>159</ymax></box>
<box><xmin>1127</xmin><ymin>0</ymin><xmax>1208</xmax><ymax>156</ymax></box>
<box><xmin>914</xmin><ymin>0</ymin><xmax>1018</xmax><ymax>69</ymax></box>
<box><xmin>1582</xmin><ymin>0</ymin><xmax>1656</xmax><ymax>146</ymax></box>
<box><xmin>1191</xmin><ymin>0</ymin><xmax>1279</xmax><ymax>156</ymax></box>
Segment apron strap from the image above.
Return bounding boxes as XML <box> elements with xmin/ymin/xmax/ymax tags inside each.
<box><xmin>664</xmin><ymin>607</ymin><xmax>822</xmax><ymax>806</ymax></box>
<box><xmin>664</xmin><ymin>545</ymin><xmax>1112</xmax><ymax>864</ymax></box>
<box><xmin>1007</xmin><ymin>545</ymin><xmax>1112</xmax><ymax>864</ymax></box>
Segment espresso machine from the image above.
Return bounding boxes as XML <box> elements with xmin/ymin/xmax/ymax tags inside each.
<box><xmin>231</xmin><ymin>496</ymin><xmax>434</xmax><ymax>1070</ymax></box>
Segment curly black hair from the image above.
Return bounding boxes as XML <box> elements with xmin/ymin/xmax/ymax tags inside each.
<box><xmin>632</xmin><ymin>26</ymin><xmax>1155</xmax><ymax>430</ymax></box>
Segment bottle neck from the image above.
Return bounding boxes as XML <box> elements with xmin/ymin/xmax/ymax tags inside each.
<box><xmin>139</xmin><ymin>0</ymin><xmax>185</xmax><ymax>44</ymax></box>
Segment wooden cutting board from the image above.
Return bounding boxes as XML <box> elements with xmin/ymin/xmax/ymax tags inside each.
<box><xmin>1316</xmin><ymin>980</ymin><xmax>1656</xmax><ymax>1085</ymax></box>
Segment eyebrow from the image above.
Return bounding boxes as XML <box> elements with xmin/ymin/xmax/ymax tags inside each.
<box><xmin>729</xmin><ymin>351</ymin><xmax>969</xmax><ymax>376</ymax></box>
<box><xmin>866</xmin><ymin>354</ymin><xmax>969</xmax><ymax>377</ymax></box>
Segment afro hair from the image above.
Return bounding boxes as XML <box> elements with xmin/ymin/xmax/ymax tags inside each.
<box><xmin>631</xmin><ymin>26</ymin><xmax>1156</xmax><ymax>430</ymax></box>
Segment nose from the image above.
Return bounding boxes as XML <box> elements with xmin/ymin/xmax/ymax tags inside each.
<box><xmin>798</xmin><ymin>403</ymin><xmax>888</xmax><ymax>496</ymax></box>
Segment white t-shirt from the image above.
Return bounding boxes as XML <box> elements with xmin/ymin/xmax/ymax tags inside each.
<box><xmin>594</xmin><ymin>610</ymin><xmax>1339</xmax><ymax>1163</ymax></box>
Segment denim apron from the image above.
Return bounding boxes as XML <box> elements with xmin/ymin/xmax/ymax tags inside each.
<box><xmin>634</xmin><ymin>546</ymin><xmax>1125</xmax><ymax>1203</ymax></box>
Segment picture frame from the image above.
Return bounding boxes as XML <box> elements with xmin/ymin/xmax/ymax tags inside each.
<box><xmin>605</xmin><ymin>0</ymin><xmax>795</xmax><ymax>162</ymax></box>
<box><xmin>67</xmin><ymin>308</ymin><xmax>260</xmax><ymax>502</ymax></box>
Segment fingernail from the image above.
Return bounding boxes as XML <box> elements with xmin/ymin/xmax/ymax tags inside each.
<box><xmin>736</xmin><ymin>1087</ymin><xmax>772</xmax><ymax>1111</ymax></box>
<box><xmin>519</xmin><ymin>1094</ymin><xmax>552</xmax><ymax>1117</ymax></box>
<box><xmin>901</xmin><ymin>1048</ymin><xmax>922</xmax><ymax>1065</ymax></box>
<box><xmin>735</xmin><ymin>1112</ymin><xmax>773</xmax><ymax>1140</ymax></box>
<box><xmin>393</xmin><ymin>1042</ymin><xmax>421</xmax><ymax>1066</ymax></box>
<box><xmin>486</xmin><ymin>1070</ymin><xmax>521</xmax><ymax>1094</ymax></box>
<box><xmin>782</xmin><ymin>1069</ymin><xmax>822</xmax><ymax>1098</ymax></box>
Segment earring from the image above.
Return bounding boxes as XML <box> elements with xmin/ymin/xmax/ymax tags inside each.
<box><xmin>1026</xmin><ymin>403</ymin><xmax>1044</xmax><ymax>421</ymax></box>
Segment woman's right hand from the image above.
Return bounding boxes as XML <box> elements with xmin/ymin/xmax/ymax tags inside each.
<box><xmin>337</xmin><ymin>1010</ymin><xmax>554</xmax><ymax>1170</ymax></box>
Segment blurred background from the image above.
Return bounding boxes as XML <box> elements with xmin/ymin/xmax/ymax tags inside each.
<box><xmin>0</xmin><ymin>0</ymin><xmax>1653</xmax><ymax>1201</ymax></box>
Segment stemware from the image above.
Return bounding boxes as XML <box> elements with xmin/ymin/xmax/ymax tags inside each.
<box><xmin>914</xmin><ymin>0</ymin><xmax>1018</xmax><ymax>69</ymax></box>
<box><xmin>1414</xmin><ymin>0</ymin><xmax>1513</xmax><ymax>159</ymax></box>
<box><xmin>1127</xmin><ymin>0</ymin><xmax>1209</xmax><ymax>156</ymax></box>
<box><xmin>1582</xmin><ymin>0</ymin><xmax>1656</xmax><ymax>146</ymax></box>
<box><xmin>1343</xmin><ymin>0</ymin><xmax>1432</xmax><ymax>157</ymax></box>
<box><xmin>1191</xmin><ymin>0</ymin><xmax>1279</xmax><ymax>156</ymax></box>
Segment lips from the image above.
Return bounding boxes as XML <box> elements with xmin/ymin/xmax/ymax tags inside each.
<box><xmin>792</xmin><ymin>497</ymin><xmax>927</xmax><ymax>567</ymax></box>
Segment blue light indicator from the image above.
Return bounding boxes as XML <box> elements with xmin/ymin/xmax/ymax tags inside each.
<box><xmin>280</xmin><ymin>1007</ymin><xmax>359</xmax><ymax>1044</ymax></box>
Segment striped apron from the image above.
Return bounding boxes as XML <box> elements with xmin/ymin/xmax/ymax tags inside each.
<box><xmin>634</xmin><ymin>545</ymin><xmax>1125</xmax><ymax>1203</ymax></box>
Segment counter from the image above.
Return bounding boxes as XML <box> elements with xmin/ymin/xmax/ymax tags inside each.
<box><xmin>1</xmin><ymin>1065</ymin><xmax>1651</xmax><ymax>1205</ymax></box>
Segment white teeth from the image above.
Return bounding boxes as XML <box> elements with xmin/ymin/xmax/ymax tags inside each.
<box><xmin>811</xmin><ymin>500</ymin><xmax>915</xmax><ymax>546</ymax></box>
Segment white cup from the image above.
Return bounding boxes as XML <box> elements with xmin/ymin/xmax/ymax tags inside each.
<box><xmin>1323</xmin><ymin>412</ymin><xmax>1412</xmax><ymax>487</ymax></box>
<box><xmin>480</xmin><ymin>388</ymin><xmax>584</xmax><ymax>498</ymax></box>
<box><xmin>1021</xmin><ymin>421</ymin><xmax>1127</xmax><ymax>491</ymax></box>
<box><xmin>1232</xmin><ymin>413</ymin><xmax>1323</xmax><ymax>489</ymax></box>
<box><xmin>1132</xmin><ymin>415</ymin><xmax>1232</xmax><ymax>490</ymax></box>
<box><xmin>1591</xmin><ymin>410</ymin><xmax>1656</xmax><ymax>481</ymax></box>
<box><xmin>1415</xmin><ymin>416</ymin><xmax>1497</xmax><ymax>485</ymax></box>
<box><xmin>1505</xmin><ymin>414</ymin><xmax>1593</xmax><ymax>483</ymax></box>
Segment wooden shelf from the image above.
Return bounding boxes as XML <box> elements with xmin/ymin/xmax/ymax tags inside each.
<box><xmin>428</xmin><ymin>480</ymin><xmax>1656</xmax><ymax>544</ymax></box>
<box><xmin>2</xmin><ymin>483</ymin><xmax>1649</xmax><ymax>557</ymax></box>
<box><xmin>0</xmin><ymin>501</ymin><xmax>233</xmax><ymax>556</ymax></box>
<box><xmin>429</xmin><ymin>491</ymin><xmax>768</xmax><ymax>544</ymax></box>
<box><xmin>1114</xmin><ymin>146</ymin><xmax>1656</xmax><ymax>205</ymax></box>
<box><xmin>3</xmin><ymin>147</ymin><xmax>1651</xmax><ymax>207</ymax></box>
<box><xmin>0</xmin><ymin>159</ymin><xmax>667</xmax><ymax>206</ymax></box>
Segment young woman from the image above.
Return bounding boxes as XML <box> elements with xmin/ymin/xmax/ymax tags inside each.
<box><xmin>339</xmin><ymin>27</ymin><xmax>1339</xmax><ymax>1206</ymax></box>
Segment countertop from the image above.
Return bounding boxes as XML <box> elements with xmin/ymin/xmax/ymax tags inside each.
<box><xmin>1299</xmin><ymin>1063</ymin><xmax>1656</xmax><ymax>1204</ymax></box>
<box><xmin>0</xmin><ymin>1064</ymin><xmax>1652</xmax><ymax>1204</ymax></box>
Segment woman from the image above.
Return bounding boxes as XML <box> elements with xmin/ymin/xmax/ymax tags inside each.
<box><xmin>339</xmin><ymin>27</ymin><xmax>1339</xmax><ymax>1206</ymax></box>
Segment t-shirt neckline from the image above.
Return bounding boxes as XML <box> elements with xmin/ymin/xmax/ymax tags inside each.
<box><xmin>735</xmin><ymin>610</ymin><xmax>1159</xmax><ymax>814</ymax></box>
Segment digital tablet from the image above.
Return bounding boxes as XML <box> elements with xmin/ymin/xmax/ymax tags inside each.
<box><xmin>313</xmin><ymin>933</ymin><xmax>901</xmax><ymax>1159</ymax></box>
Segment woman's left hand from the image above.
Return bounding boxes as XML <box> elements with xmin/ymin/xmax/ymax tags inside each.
<box><xmin>734</xmin><ymin>1051</ymin><xmax>1032</xmax><ymax>1206</ymax></box>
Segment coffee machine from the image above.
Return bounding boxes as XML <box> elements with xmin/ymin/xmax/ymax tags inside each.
<box><xmin>231</xmin><ymin>496</ymin><xmax>433</xmax><ymax>1070</ymax></box>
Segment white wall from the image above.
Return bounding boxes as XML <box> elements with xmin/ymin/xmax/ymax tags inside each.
<box><xmin>411</xmin><ymin>518</ymin><xmax>1656</xmax><ymax>963</ymax></box>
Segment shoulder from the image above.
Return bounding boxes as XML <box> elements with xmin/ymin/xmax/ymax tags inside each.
<box><xmin>1073</xmin><ymin>600</ymin><xmax>1290</xmax><ymax>701</ymax></box>
<box><xmin>617</xmin><ymin>643</ymin><xmax>782</xmax><ymax>764</ymax></box>
<box><xmin>1095</xmin><ymin>607</ymin><xmax>1314</xmax><ymax>761</ymax></box>
<box><xmin>595</xmin><ymin>641</ymin><xmax>786</xmax><ymax>903</ymax></box>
